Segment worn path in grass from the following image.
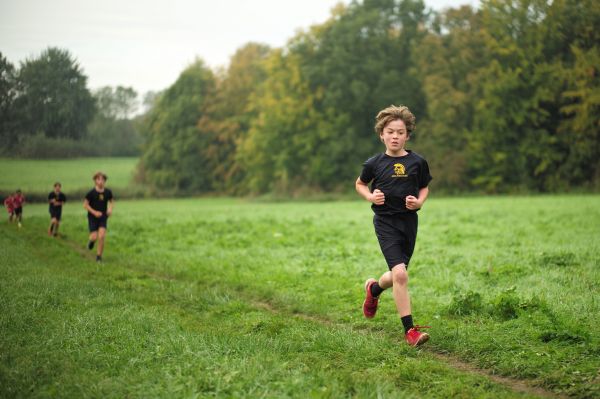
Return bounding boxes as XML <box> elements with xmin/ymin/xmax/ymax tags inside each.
<box><xmin>1</xmin><ymin>196</ymin><xmax>599</xmax><ymax>397</ymax></box>
<box><xmin>48</xmin><ymin>232</ymin><xmax>566</xmax><ymax>398</ymax></box>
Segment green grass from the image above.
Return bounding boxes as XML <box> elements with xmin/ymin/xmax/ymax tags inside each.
<box><xmin>0</xmin><ymin>157</ymin><xmax>138</xmax><ymax>196</ymax></box>
<box><xmin>1</xmin><ymin>196</ymin><xmax>599</xmax><ymax>398</ymax></box>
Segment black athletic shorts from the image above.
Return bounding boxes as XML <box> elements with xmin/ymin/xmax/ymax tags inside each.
<box><xmin>14</xmin><ymin>207</ymin><xmax>22</xmax><ymax>215</ymax></box>
<box><xmin>373</xmin><ymin>212</ymin><xmax>418</xmax><ymax>269</ymax></box>
<box><xmin>88</xmin><ymin>214</ymin><xmax>108</xmax><ymax>232</ymax></box>
<box><xmin>49</xmin><ymin>207</ymin><xmax>62</xmax><ymax>221</ymax></box>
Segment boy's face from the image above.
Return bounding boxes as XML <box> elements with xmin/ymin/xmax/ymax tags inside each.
<box><xmin>380</xmin><ymin>119</ymin><xmax>409</xmax><ymax>152</ymax></box>
<box><xmin>54</xmin><ymin>185</ymin><xmax>61</xmax><ymax>193</ymax></box>
<box><xmin>95</xmin><ymin>177</ymin><xmax>106</xmax><ymax>189</ymax></box>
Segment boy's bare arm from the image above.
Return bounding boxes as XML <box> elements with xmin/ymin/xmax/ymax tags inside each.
<box><xmin>406</xmin><ymin>186</ymin><xmax>429</xmax><ymax>210</ymax></box>
<box><xmin>107</xmin><ymin>200</ymin><xmax>114</xmax><ymax>216</ymax></box>
<box><xmin>83</xmin><ymin>199</ymin><xmax>101</xmax><ymax>217</ymax></box>
<box><xmin>355</xmin><ymin>177</ymin><xmax>385</xmax><ymax>205</ymax></box>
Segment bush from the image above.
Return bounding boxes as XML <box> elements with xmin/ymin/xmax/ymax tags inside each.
<box><xmin>490</xmin><ymin>287</ymin><xmax>521</xmax><ymax>320</ymax></box>
<box><xmin>446</xmin><ymin>287</ymin><xmax>548</xmax><ymax>320</ymax></box>
<box><xmin>447</xmin><ymin>291</ymin><xmax>484</xmax><ymax>316</ymax></box>
<box><xmin>536</xmin><ymin>251</ymin><xmax>577</xmax><ymax>267</ymax></box>
<box><xmin>17</xmin><ymin>133</ymin><xmax>97</xmax><ymax>158</ymax></box>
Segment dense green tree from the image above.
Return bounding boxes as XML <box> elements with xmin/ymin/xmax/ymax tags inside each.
<box><xmin>467</xmin><ymin>0</ymin><xmax>600</xmax><ymax>191</ymax></box>
<box><xmin>94</xmin><ymin>86</ymin><xmax>138</xmax><ymax>119</ymax></box>
<box><xmin>138</xmin><ymin>60</ymin><xmax>216</xmax><ymax>192</ymax></box>
<box><xmin>0</xmin><ymin>52</ymin><xmax>17</xmax><ymax>151</ymax></box>
<box><xmin>298</xmin><ymin>0</ymin><xmax>429</xmax><ymax>181</ymax></box>
<box><xmin>14</xmin><ymin>47</ymin><xmax>95</xmax><ymax>140</ymax></box>
<box><xmin>415</xmin><ymin>5</ymin><xmax>487</xmax><ymax>192</ymax></box>
<box><xmin>240</xmin><ymin>0</ymin><xmax>430</xmax><ymax>193</ymax></box>
<box><xmin>87</xmin><ymin>85</ymin><xmax>142</xmax><ymax>156</ymax></box>
<box><xmin>239</xmin><ymin>49</ymin><xmax>328</xmax><ymax>193</ymax></box>
<box><xmin>558</xmin><ymin>46</ymin><xmax>600</xmax><ymax>187</ymax></box>
<box><xmin>201</xmin><ymin>43</ymin><xmax>271</xmax><ymax>193</ymax></box>
<box><xmin>136</xmin><ymin>0</ymin><xmax>600</xmax><ymax>194</ymax></box>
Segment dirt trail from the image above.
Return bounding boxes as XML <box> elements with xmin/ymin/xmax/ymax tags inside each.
<box><xmin>55</xmin><ymin>234</ymin><xmax>565</xmax><ymax>399</ymax></box>
<box><xmin>57</xmin><ymin>234</ymin><xmax>96</xmax><ymax>260</ymax></box>
<box><xmin>251</xmin><ymin>299</ymin><xmax>566</xmax><ymax>399</ymax></box>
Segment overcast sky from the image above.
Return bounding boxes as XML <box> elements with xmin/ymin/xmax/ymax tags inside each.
<box><xmin>1</xmin><ymin>0</ymin><xmax>479</xmax><ymax>95</ymax></box>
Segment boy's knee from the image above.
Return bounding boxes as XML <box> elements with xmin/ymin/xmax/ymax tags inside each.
<box><xmin>98</xmin><ymin>229</ymin><xmax>106</xmax><ymax>238</ymax></box>
<box><xmin>392</xmin><ymin>264</ymin><xmax>408</xmax><ymax>285</ymax></box>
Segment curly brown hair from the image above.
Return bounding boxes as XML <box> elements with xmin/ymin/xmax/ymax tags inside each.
<box><xmin>374</xmin><ymin>105</ymin><xmax>416</xmax><ymax>135</ymax></box>
<box><xmin>93</xmin><ymin>171</ymin><xmax>108</xmax><ymax>181</ymax></box>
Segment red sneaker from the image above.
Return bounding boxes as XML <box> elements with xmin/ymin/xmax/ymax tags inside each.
<box><xmin>405</xmin><ymin>325</ymin><xmax>431</xmax><ymax>347</ymax></box>
<box><xmin>363</xmin><ymin>278</ymin><xmax>379</xmax><ymax>318</ymax></box>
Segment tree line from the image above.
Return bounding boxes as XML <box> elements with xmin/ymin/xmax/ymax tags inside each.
<box><xmin>1</xmin><ymin>0</ymin><xmax>598</xmax><ymax>194</ymax></box>
<box><xmin>0</xmin><ymin>48</ymin><xmax>143</xmax><ymax>158</ymax></box>
<box><xmin>139</xmin><ymin>0</ymin><xmax>599</xmax><ymax>195</ymax></box>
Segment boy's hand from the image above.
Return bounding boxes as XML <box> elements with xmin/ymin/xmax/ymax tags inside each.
<box><xmin>93</xmin><ymin>210</ymin><xmax>102</xmax><ymax>218</ymax></box>
<box><xmin>405</xmin><ymin>195</ymin><xmax>422</xmax><ymax>210</ymax></box>
<box><xmin>106</xmin><ymin>209</ymin><xmax>112</xmax><ymax>217</ymax></box>
<box><xmin>370</xmin><ymin>189</ymin><xmax>385</xmax><ymax>205</ymax></box>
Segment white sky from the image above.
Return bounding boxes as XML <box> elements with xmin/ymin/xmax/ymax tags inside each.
<box><xmin>0</xmin><ymin>0</ymin><xmax>479</xmax><ymax>95</ymax></box>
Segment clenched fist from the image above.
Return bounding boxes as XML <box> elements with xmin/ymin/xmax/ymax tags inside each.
<box><xmin>405</xmin><ymin>195</ymin><xmax>422</xmax><ymax>210</ymax></box>
<box><xmin>370</xmin><ymin>189</ymin><xmax>385</xmax><ymax>205</ymax></box>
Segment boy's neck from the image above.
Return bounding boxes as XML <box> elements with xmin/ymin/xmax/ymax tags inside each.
<box><xmin>95</xmin><ymin>185</ymin><xmax>105</xmax><ymax>192</ymax></box>
<box><xmin>385</xmin><ymin>148</ymin><xmax>408</xmax><ymax>157</ymax></box>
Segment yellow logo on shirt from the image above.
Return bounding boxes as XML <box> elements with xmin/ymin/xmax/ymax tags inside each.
<box><xmin>99</xmin><ymin>194</ymin><xmax>104</xmax><ymax>201</ymax></box>
<box><xmin>392</xmin><ymin>163</ymin><xmax>407</xmax><ymax>177</ymax></box>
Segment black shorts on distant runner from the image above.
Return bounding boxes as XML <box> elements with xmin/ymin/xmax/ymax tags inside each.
<box><xmin>88</xmin><ymin>214</ymin><xmax>108</xmax><ymax>232</ymax></box>
<box><xmin>14</xmin><ymin>207</ymin><xmax>22</xmax><ymax>216</ymax></box>
<box><xmin>373</xmin><ymin>212</ymin><xmax>418</xmax><ymax>269</ymax></box>
<box><xmin>49</xmin><ymin>208</ymin><xmax>62</xmax><ymax>221</ymax></box>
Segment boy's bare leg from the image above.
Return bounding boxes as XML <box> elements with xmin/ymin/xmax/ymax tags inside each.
<box><xmin>97</xmin><ymin>227</ymin><xmax>106</xmax><ymax>257</ymax></box>
<box><xmin>87</xmin><ymin>231</ymin><xmax>98</xmax><ymax>251</ymax></box>
<box><xmin>89</xmin><ymin>231</ymin><xmax>98</xmax><ymax>242</ymax></box>
<box><xmin>54</xmin><ymin>220</ymin><xmax>60</xmax><ymax>235</ymax></box>
<box><xmin>378</xmin><ymin>270</ymin><xmax>393</xmax><ymax>289</ymax></box>
<box><xmin>391</xmin><ymin>264</ymin><xmax>411</xmax><ymax>317</ymax></box>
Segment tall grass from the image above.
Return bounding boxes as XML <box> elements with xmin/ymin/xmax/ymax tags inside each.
<box><xmin>1</xmin><ymin>195</ymin><xmax>598</xmax><ymax>397</ymax></box>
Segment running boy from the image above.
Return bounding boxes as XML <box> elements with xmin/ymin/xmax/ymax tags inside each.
<box><xmin>12</xmin><ymin>189</ymin><xmax>25</xmax><ymax>228</ymax></box>
<box><xmin>48</xmin><ymin>182</ymin><xmax>67</xmax><ymax>236</ymax></box>
<box><xmin>356</xmin><ymin>105</ymin><xmax>432</xmax><ymax>347</ymax></box>
<box><xmin>4</xmin><ymin>193</ymin><xmax>15</xmax><ymax>223</ymax></box>
<box><xmin>83</xmin><ymin>172</ymin><xmax>114</xmax><ymax>263</ymax></box>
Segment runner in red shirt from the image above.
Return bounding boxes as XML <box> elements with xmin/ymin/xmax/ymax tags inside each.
<box><xmin>4</xmin><ymin>194</ymin><xmax>15</xmax><ymax>223</ymax></box>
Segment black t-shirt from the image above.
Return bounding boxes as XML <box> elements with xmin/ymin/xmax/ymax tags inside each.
<box><xmin>48</xmin><ymin>191</ymin><xmax>67</xmax><ymax>211</ymax></box>
<box><xmin>85</xmin><ymin>188</ymin><xmax>113</xmax><ymax>216</ymax></box>
<box><xmin>360</xmin><ymin>151</ymin><xmax>432</xmax><ymax>215</ymax></box>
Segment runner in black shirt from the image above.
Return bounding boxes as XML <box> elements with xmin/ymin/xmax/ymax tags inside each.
<box><xmin>83</xmin><ymin>171</ymin><xmax>114</xmax><ymax>263</ymax></box>
<box><xmin>356</xmin><ymin>105</ymin><xmax>432</xmax><ymax>347</ymax></box>
<box><xmin>48</xmin><ymin>182</ymin><xmax>66</xmax><ymax>237</ymax></box>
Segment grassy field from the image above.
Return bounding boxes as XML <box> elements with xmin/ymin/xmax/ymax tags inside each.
<box><xmin>1</xmin><ymin>196</ymin><xmax>599</xmax><ymax>398</ymax></box>
<box><xmin>0</xmin><ymin>157</ymin><xmax>138</xmax><ymax>198</ymax></box>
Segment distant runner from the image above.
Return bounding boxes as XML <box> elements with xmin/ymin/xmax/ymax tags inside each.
<box><xmin>83</xmin><ymin>172</ymin><xmax>114</xmax><ymax>263</ymax></box>
<box><xmin>48</xmin><ymin>182</ymin><xmax>67</xmax><ymax>237</ymax></box>
<box><xmin>12</xmin><ymin>189</ymin><xmax>25</xmax><ymax>228</ymax></box>
<box><xmin>4</xmin><ymin>193</ymin><xmax>15</xmax><ymax>223</ymax></box>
